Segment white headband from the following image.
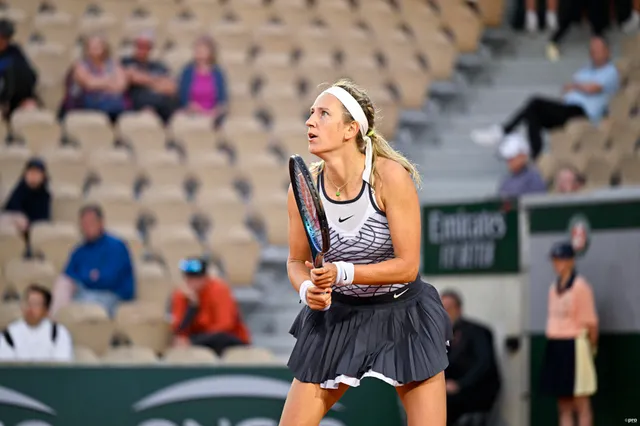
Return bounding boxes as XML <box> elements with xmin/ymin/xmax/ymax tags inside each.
<box><xmin>321</xmin><ymin>86</ymin><xmax>373</xmax><ymax>184</ymax></box>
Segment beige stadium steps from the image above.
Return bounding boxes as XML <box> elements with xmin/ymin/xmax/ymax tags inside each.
<box><xmin>619</xmin><ymin>155</ymin><xmax>640</xmax><ymax>186</ymax></box>
<box><xmin>54</xmin><ymin>302</ymin><xmax>115</xmax><ymax>356</ymax></box>
<box><xmin>536</xmin><ymin>152</ymin><xmax>559</xmax><ymax>185</ymax></box>
<box><xmin>3</xmin><ymin>257</ymin><xmax>55</xmax><ymax>295</ymax></box>
<box><xmin>33</xmin><ymin>10</ymin><xmax>78</xmax><ymax>46</ymax></box>
<box><xmin>73</xmin><ymin>345</ymin><xmax>101</xmax><ymax>364</ymax></box>
<box><xmin>88</xmin><ymin>148</ymin><xmax>139</xmax><ymax>189</ymax></box>
<box><xmin>138</xmin><ymin>149</ymin><xmax>187</xmax><ymax>188</ymax></box>
<box><xmin>51</xmin><ymin>184</ymin><xmax>84</xmax><ymax>223</ymax></box>
<box><xmin>140</xmin><ymin>186</ymin><xmax>194</xmax><ymax>229</ymax></box>
<box><xmin>209</xmin><ymin>225</ymin><xmax>260</xmax><ymax>287</ymax></box>
<box><xmin>163</xmin><ymin>346</ymin><xmax>220</xmax><ymax>365</ymax></box>
<box><xmin>101</xmin><ymin>346</ymin><xmax>159</xmax><ymax>365</ymax></box>
<box><xmin>115</xmin><ymin>302</ymin><xmax>171</xmax><ymax>354</ymax></box>
<box><xmin>576</xmin><ymin>127</ymin><xmax>608</xmax><ymax>156</ymax></box>
<box><xmin>117</xmin><ymin>111</ymin><xmax>167</xmax><ymax>155</ymax></box>
<box><xmin>186</xmin><ymin>152</ymin><xmax>236</xmax><ymax>193</ymax></box>
<box><xmin>0</xmin><ymin>225</ymin><xmax>26</xmax><ymax>267</ymax></box>
<box><xmin>221</xmin><ymin>346</ymin><xmax>279</xmax><ymax>365</ymax></box>
<box><xmin>63</xmin><ymin>110</ymin><xmax>115</xmax><ymax>152</ymax></box>
<box><xmin>30</xmin><ymin>222</ymin><xmax>80</xmax><ymax>271</ymax></box>
<box><xmin>10</xmin><ymin>109</ymin><xmax>62</xmax><ymax>154</ymax></box>
<box><xmin>0</xmin><ymin>145</ymin><xmax>32</xmax><ymax>188</ymax></box>
<box><xmin>195</xmin><ymin>186</ymin><xmax>247</xmax><ymax>231</ymax></box>
<box><xmin>41</xmin><ymin>147</ymin><xmax>89</xmax><ymax>188</ymax></box>
<box><xmin>252</xmin><ymin>191</ymin><xmax>288</xmax><ymax>246</ymax></box>
<box><xmin>0</xmin><ymin>302</ymin><xmax>21</xmax><ymax>329</ymax></box>
<box><xmin>169</xmin><ymin>112</ymin><xmax>218</xmax><ymax>156</ymax></box>
<box><xmin>86</xmin><ymin>184</ymin><xmax>139</xmax><ymax>225</ymax></box>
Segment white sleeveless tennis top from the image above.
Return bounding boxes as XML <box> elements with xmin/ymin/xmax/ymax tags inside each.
<box><xmin>319</xmin><ymin>161</ymin><xmax>409</xmax><ymax>298</ymax></box>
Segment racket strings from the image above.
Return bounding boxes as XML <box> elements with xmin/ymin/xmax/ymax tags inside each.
<box><xmin>295</xmin><ymin>168</ymin><xmax>323</xmax><ymax>250</ymax></box>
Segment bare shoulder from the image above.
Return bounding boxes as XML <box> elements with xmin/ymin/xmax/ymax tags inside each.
<box><xmin>375</xmin><ymin>157</ymin><xmax>414</xmax><ymax>189</ymax></box>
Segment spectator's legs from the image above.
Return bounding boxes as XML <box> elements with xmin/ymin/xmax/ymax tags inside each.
<box><xmin>190</xmin><ymin>333</ymin><xmax>246</xmax><ymax>356</ymax></box>
<box><xmin>586</xmin><ymin>0</ymin><xmax>609</xmax><ymax>36</ymax></box>
<box><xmin>558</xmin><ymin>397</ymin><xmax>574</xmax><ymax>426</ymax></box>
<box><xmin>547</xmin><ymin>0</ymin><xmax>560</xmax><ymax>30</ymax></box>
<box><xmin>50</xmin><ymin>275</ymin><xmax>76</xmax><ymax>316</ymax></box>
<box><xmin>575</xmin><ymin>396</ymin><xmax>593</xmax><ymax>426</ymax></box>
<box><xmin>550</xmin><ymin>0</ymin><xmax>579</xmax><ymax>44</ymax></box>
<box><xmin>73</xmin><ymin>286</ymin><xmax>120</xmax><ymax>317</ymax></box>
<box><xmin>526</xmin><ymin>0</ymin><xmax>539</xmax><ymax>32</ymax></box>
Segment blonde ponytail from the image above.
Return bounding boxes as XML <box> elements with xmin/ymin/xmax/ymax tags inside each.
<box><xmin>367</xmin><ymin>129</ymin><xmax>422</xmax><ymax>188</ymax></box>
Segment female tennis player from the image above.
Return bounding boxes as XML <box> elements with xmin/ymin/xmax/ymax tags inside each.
<box><xmin>280</xmin><ymin>79</ymin><xmax>452</xmax><ymax>426</ymax></box>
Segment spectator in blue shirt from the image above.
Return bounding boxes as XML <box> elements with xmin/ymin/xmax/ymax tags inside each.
<box><xmin>471</xmin><ymin>37</ymin><xmax>619</xmax><ymax>160</ymax></box>
<box><xmin>51</xmin><ymin>204</ymin><xmax>135</xmax><ymax>317</ymax></box>
<box><xmin>498</xmin><ymin>134</ymin><xmax>547</xmax><ymax>198</ymax></box>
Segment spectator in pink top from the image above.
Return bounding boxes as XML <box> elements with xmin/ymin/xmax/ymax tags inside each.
<box><xmin>178</xmin><ymin>35</ymin><xmax>228</xmax><ymax>128</ymax></box>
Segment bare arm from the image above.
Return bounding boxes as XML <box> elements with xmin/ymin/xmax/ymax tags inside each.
<box><xmin>106</xmin><ymin>64</ymin><xmax>128</xmax><ymax>93</ymax></box>
<box><xmin>573</xmin><ymin>82</ymin><xmax>603</xmax><ymax>94</ymax></box>
<box><xmin>73</xmin><ymin>62</ymin><xmax>110</xmax><ymax>91</ymax></box>
<box><xmin>352</xmin><ymin>159</ymin><xmax>421</xmax><ymax>285</ymax></box>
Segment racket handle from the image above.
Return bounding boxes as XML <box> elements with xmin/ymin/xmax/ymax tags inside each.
<box><xmin>313</xmin><ymin>253</ymin><xmax>325</xmax><ymax>269</ymax></box>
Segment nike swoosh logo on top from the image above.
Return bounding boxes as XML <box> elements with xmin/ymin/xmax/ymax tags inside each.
<box><xmin>343</xmin><ymin>270</ymin><xmax>348</xmax><ymax>281</ymax></box>
<box><xmin>393</xmin><ymin>289</ymin><xmax>409</xmax><ymax>299</ymax></box>
<box><xmin>338</xmin><ymin>215</ymin><xmax>354</xmax><ymax>223</ymax></box>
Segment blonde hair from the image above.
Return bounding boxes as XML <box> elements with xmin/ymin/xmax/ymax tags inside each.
<box><xmin>311</xmin><ymin>79</ymin><xmax>421</xmax><ymax>188</ymax></box>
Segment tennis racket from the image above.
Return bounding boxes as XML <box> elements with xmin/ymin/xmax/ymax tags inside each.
<box><xmin>289</xmin><ymin>155</ymin><xmax>331</xmax><ymax>268</ymax></box>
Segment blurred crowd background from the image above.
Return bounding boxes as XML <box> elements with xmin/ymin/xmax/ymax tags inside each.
<box><xmin>0</xmin><ymin>0</ymin><xmax>639</xmax><ymax>425</ymax></box>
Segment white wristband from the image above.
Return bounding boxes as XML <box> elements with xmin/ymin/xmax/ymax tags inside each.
<box><xmin>299</xmin><ymin>280</ymin><xmax>331</xmax><ymax>311</ymax></box>
<box><xmin>333</xmin><ymin>261</ymin><xmax>355</xmax><ymax>286</ymax></box>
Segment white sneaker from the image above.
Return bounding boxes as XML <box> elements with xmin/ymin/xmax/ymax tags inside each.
<box><xmin>546</xmin><ymin>43</ymin><xmax>560</xmax><ymax>62</ymax></box>
<box><xmin>546</xmin><ymin>11</ymin><xmax>558</xmax><ymax>31</ymax></box>
<box><xmin>471</xmin><ymin>125</ymin><xmax>504</xmax><ymax>147</ymax></box>
<box><xmin>526</xmin><ymin>11</ymin><xmax>539</xmax><ymax>33</ymax></box>
<box><xmin>622</xmin><ymin>11</ymin><xmax>640</xmax><ymax>34</ymax></box>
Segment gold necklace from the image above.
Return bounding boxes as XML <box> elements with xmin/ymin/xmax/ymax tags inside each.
<box><xmin>326</xmin><ymin>171</ymin><xmax>358</xmax><ymax>197</ymax></box>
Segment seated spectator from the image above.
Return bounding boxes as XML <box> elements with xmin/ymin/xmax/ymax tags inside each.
<box><xmin>441</xmin><ymin>290</ymin><xmax>501</xmax><ymax>426</ymax></box>
<box><xmin>171</xmin><ymin>257</ymin><xmax>249</xmax><ymax>356</ymax></box>
<box><xmin>0</xmin><ymin>284</ymin><xmax>73</xmax><ymax>362</ymax></box>
<box><xmin>63</xmin><ymin>35</ymin><xmax>128</xmax><ymax>122</ymax></box>
<box><xmin>122</xmin><ymin>31</ymin><xmax>178</xmax><ymax>123</ymax></box>
<box><xmin>498</xmin><ymin>134</ymin><xmax>547</xmax><ymax>198</ymax></box>
<box><xmin>0</xmin><ymin>158</ymin><xmax>50</xmax><ymax>234</ymax></box>
<box><xmin>471</xmin><ymin>37</ymin><xmax>619</xmax><ymax>159</ymax></box>
<box><xmin>554</xmin><ymin>165</ymin><xmax>584</xmax><ymax>193</ymax></box>
<box><xmin>178</xmin><ymin>35</ymin><xmax>228</xmax><ymax>128</ymax></box>
<box><xmin>51</xmin><ymin>204</ymin><xmax>135</xmax><ymax>317</ymax></box>
<box><xmin>0</xmin><ymin>18</ymin><xmax>38</xmax><ymax>119</ymax></box>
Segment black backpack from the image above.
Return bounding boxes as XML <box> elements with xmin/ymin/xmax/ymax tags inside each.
<box><xmin>2</xmin><ymin>322</ymin><xmax>58</xmax><ymax>348</ymax></box>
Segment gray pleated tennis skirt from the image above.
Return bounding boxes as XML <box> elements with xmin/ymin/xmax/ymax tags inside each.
<box><xmin>288</xmin><ymin>278</ymin><xmax>453</xmax><ymax>389</ymax></box>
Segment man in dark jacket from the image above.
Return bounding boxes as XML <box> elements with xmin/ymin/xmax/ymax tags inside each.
<box><xmin>441</xmin><ymin>290</ymin><xmax>501</xmax><ymax>426</ymax></box>
<box><xmin>0</xmin><ymin>19</ymin><xmax>38</xmax><ymax>119</ymax></box>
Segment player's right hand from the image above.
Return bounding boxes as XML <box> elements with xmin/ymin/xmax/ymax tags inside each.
<box><xmin>307</xmin><ymin>285</ymin><xmax>332</xmax><ymax>311</ymax></box>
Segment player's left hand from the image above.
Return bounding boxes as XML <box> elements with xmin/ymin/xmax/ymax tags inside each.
<box><xmin>305</xmin><ymin>261</ymin><xmax>337</xmax><ymax>289</ymax></box>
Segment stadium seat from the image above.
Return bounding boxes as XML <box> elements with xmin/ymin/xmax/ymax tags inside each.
<box><xmin>0</xmin><ymin>145</ymin><xmax>32</xmax><ymax>188</ymax></box>
<box><xmin>210</xmin><ymin>225</ymin><xmax>260</xmax><ymax>286</ymax></box>
<box><xmin>577</xmin><ymin>127</ymin><xmax>608</xmax><ymax>155</ymax></box>
<box><xmin>55</xmin><ymin>302</ymin><xmax>115</xmax><ymax>356</ymax></box>
<box><xmin>619</xmin><ymin>156</ymin><xmax>640</xmax><ymax>185</ymax></box>
<box><xmin>166</xmin><ymin>13</ymin><xmax>205</xmax><ymax>50</ymax></box>
<box><xmin>41</xmin><ymin>147</ymin><xmax>88</xmax><ymax>189</ymax></box>
<box><xmin>86</xmin><ymin>185</ymin><xmax>139</xmax><ymax>225</ymax></box>
<box><xmin>186</xmin><ymin>151</ymin><xmax>236</xmax><ymax>193</ymax></box>
<box><xmin>0</xmin><ymin>225</ymin><xmax>26</xmax><ymax>267</ymax></box>
<box><xmin>148</xmin><ymin>226</ymin><xmax>204</xmax><ymax>279</ymax></box>
<box><xmin>237</xmin><ymin>154</ymin><xmax>289</xmax><ymax>196</ymax></box>
<box><xmin>88</xmin><ymin>148</ymin><xmax>139</xmax><ymax>189</ymax></box>
<box><xmin>4</xmin><ymin>258</ymin><xmax>57</xmax><ymax>295</ymax></box>
<box><xmin>169</xmin><ymin>113</ymin><xmax>218</xmax><ymax>156</ymax></box>
<box><xmin>536</xmin><ymin>152</ymin><xmax>558</xmax><ymax>185</ymax></box>
<box><xmin>115</xmin><ymin>302</ymin><xmax>171</xmax><ymax>353</ymax></box>
<box><xmin>0</xmin><ymin>302</ymin><xmax>21</xmax><ymax>329</ymax></box>
<box><xmin>73</xmin><ymin>345</ymin><xmax>101</xmax><ymax>364</ymax></box>
<box><xmin>583</xmin><ymin>156</ymin><xmax>614</xmax><ymax>189</ymax></box>
<box><xmin>108</xmin><ymin>224</ymin><xmax>144</xmax><ymax>261</ymax></box>
<box><xmin>25</xmin><ymin>43</ymin><xmax>70</xmax><ymax>85</ymax></box>
<box><xmin>10</xmin><ymin>109</ymin><xmax>62</xmax><ymax>154</ymax></box>
<box><xmin>163</xmin><ymin>346</ymin><xmax>220</xmax><ymax>365</ymax></box>
<box><xmin>117</xmin><ymin>111</ymin><xmax>167</xmax><ymax>155</ymax></box>
<box><xmin>63</xmin><ymin>111</ymin><xmax>115</xmax><ymax>153</ymax></box>
<box><xmin>30</xmin><ymin>222</ymin><xmax>79</xmax><ymax>272</ymax></box>
<box><xmin>219</xmin><ymin>116</ymin><xmax>272</xmax><ymax>161</ymax></box>
<box><xmin>135</xmin><ymin>267</ymin><xmax>174</xmax><ymax>306</ymax></box>
<box><xmin>140</xmin><ymin>186</ymin><xmax>193</xmax><ymax>229</ymax></box>
<box><xmin>33</xmin><ymin>10</ymin><xmax>78</xmax><ymax>46</ymax></box>
<box><xmin>221</xmin><ymin>346</ymin><xmax>278</xmax><ymax>365</ymax></box>
<box><xmin>139</xmin><ymin>150</ymin><xmax>186</xmax><ymax>187</ymax></box>
<box><xmin>253</xmin><ymin>191</ymin><xmax>288</xmax><ymax>246</ymax></box>
<box><xmin>101</xmin><ymin>346</ymin><xmax>159</xmax><ymax>365</ymax></box>
<box><xmin>52</xmin><ymin>183</ymin><xmax>84</xmax><ymax>223</ymax></box>
<box><xmin>196</xmin><ymin>186</ymin><xmax>247</xmax><ymax>231</ymax></box>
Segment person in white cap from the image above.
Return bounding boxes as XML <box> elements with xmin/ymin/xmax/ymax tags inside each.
<box><xmin>498</xmin><ymin>133</ymin><xmax>547</xmax><ymax>198</ymax></box>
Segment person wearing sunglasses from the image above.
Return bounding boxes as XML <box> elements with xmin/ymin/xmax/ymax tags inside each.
<box><xmin>170</xmin><ymin>257</ymin><xmax>250</xmax><ymax>356</ymax></box>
